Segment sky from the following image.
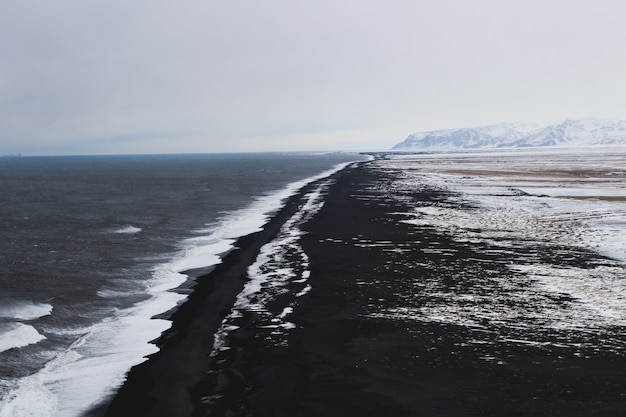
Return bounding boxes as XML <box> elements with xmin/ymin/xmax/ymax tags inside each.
<box><xmin>1</xmin><ymin>0</ymin><xmax>626</xmax><ymax>155</ymax></box>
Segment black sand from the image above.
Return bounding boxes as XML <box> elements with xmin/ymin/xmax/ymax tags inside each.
<box><xmin>97</xmin><ymin>162</ymin><xmax>626</xmax><ymax>416</ymax></box>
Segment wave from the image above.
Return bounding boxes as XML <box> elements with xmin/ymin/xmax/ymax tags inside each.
<box><xmin>110</xmin><ymin>225</ymin><xmax>142</xmax><ymax>234</ymax></box>
<box><xmin>0</xmin><ymin>323</ymin><xmax>46</xmax><ymax>353</ymax></box>
<box><xmin>172</xmin><ymin>161</ymin><xmax>354</xmax><ymax>275</ymax></box>
<box><xmin>0</xmin><ymin>299</ymin><xmax>53</xmax><ymax>321</ymax></box>
<box><xmin>0</xmin><ymin>161</ymin><xmax>355</xmax><ymax>417</ymax></box>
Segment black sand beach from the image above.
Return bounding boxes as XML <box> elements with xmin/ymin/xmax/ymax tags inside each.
<box><xmin>98</xmin><ymin>161</ymin><xmax>626</xmax><ymax>417</ymax></box>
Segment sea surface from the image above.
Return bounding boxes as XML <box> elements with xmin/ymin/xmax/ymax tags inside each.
<box><xmin>0</xmin><ymin>152</ymin><xmax>364</xmax><ymax>417</ymax></box>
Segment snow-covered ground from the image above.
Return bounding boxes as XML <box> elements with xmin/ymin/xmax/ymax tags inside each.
<box><xmin>370</xmin><ymin>148</ymin><xmax>626</xmax><ymax>353</ymax></box>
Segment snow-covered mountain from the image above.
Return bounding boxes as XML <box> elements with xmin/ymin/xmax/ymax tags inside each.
<box><xmin>393</xmin><ymin>119</ymin><xmax>626</xmax><ymax>150</ymax></box>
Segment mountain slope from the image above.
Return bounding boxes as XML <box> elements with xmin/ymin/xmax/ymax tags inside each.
<box><xmin>393</xmin><ymin>119</ymin><xmax>626</xmax><ymax>150</ymax></box>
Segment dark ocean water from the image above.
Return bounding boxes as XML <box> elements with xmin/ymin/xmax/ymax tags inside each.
<box><xmin>0</xmin><ymin>152</ymin><xmax>364</xmax><ymax>417</ymax></box>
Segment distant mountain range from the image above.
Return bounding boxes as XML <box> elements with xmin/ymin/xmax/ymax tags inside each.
<box><xmin>393</xmin><ymin>119</ymin><xmax>626</xmax><ymax>150</ymax></box>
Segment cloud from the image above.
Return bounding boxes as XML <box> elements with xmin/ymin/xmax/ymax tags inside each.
<box><xmin>1</xmin><ymin>0</ymin><xmax>626</xmax><ymax>155</ymax></box>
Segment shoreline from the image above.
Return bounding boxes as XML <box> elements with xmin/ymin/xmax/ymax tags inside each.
<box><xmin>93</xmin><ymin>175</ymin><xmax>331</xmax><ymax>417</ymax></box>
<box><xmin>96</xmin><ymin>159</ymin><xmax>626</xmax><ymax>416</ymax></box>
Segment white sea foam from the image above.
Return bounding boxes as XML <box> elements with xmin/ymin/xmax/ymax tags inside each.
<box><xmin>1</xmin><ymin>296</ymin><xmax>191</xmax><ymax>417</ymax></box>
<box><xmin>0</xmin><ymin>300</ymin><xmax>51</xmax><ymax>352</ymax></box>
<box><xmin>0</xmin><ymin>299</ymin><xmax>53</xmax><ymax>321</ymax></box>
<box><xmin>212</xmin><ymin>180</ymin><xmax>332</xmax><ymax>353</ymax></box>
<box><xmin>0</xmin><ymin>323</ymin><xmax>46</xmax><ymax>353</ymax></box>
<box><xmin>96</xmin><ymin>288</ymin><xmax>143</xmax><ymax>299</ymax></box>
<box><xmin>111</xmin><ymin>225</ymin><xmax>142</xmax><ymax>234</ymax></box>
<box><xmin>0</xmin><ymin>290</ymin><xmax>177</xmax><ymax>417</ymax></box>
<box><xmin>171</xmin><ymin>239</ymin><xmax>235</xmax><ymax>274</ymax></box>
<box><xmin>0</xmin><ymin>161</ymin><xmax>353</xmax><ymax>417</ymax></box>
<box><xmin>173</xmin><ymin>162</ymin><xmax>352</xmax><ymax>275</ymax></box>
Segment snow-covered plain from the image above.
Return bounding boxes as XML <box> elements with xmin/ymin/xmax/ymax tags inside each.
<box><xmin>370</xmin><ymin>148</ymin><xmax>626</xmax><ymax>354</ymax></box>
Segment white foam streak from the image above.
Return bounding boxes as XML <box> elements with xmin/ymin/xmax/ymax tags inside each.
<box><xmin>171</xmin><ymin>239</ymin><xmax>234</xmax><ymax>273</ymax></box>
<box><xmin>212</xmin><ymin>181</ymin><xmax>332</xmax><ymax>354</ymax></box>
<box><xmin>0</xmin><ymin>161</ymin><xmax>353</xmax><ymax>417</ymax></box>
<box><xmin>111</xmin><ymin>225</ymin><xmax>142</xmax><ymax>234</ymax></box>
<box><xmin>0</xmin><ymin>294</ymin><xmax>177</xmax><ymax>417</ymax></box>
<box><xmin>0</xmin><ymin>300</ymin><xmax>53</xmax><ymax>321</ymax></box>
<box><xmin>174</xmin><ymin>162</ymin><xmax>350</xmax><ymax>275</ymax></box>
<box><xmin>0</xmin><ymin>323</ymin><xmax>46</xmax><ymax>353</ymax></box>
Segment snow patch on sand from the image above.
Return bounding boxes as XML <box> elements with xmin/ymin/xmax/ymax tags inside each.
<box><xmin>368</xmin><ymin>151</ymin><xmax>626</xmax><ymax>351</ymax></box>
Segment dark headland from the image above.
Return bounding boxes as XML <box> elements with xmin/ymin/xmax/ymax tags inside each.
<box><xmin>96</xmin><ymin>160</ymin><xmax>626</xmax><ymax>417</ymax></box>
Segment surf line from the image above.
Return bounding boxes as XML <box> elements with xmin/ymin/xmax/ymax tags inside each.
<box><xmin>100</xmin><ymin>170</ymin><xmax>346</xmax><ymax>417</ymax></box>
<box><xmin>210</xmin><ymin>175</ymin><xmax>331</xmax><ymax>355</ymax></box>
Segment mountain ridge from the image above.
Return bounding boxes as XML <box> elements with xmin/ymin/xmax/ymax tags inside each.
<box><xmin>393</xmin><ymin>119</ymin><xmax>626</xmax><ymax>150</ymax></box>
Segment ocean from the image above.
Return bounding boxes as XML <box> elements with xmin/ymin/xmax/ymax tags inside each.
<box><xmin>0</xmin><ymin>152</ymin><xmax>365</xmax><ymax>417</ymax></box>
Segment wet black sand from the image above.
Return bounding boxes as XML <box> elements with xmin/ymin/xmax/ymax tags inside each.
<box><xmin>98</xmin><ymin>162</ymin><xmax>626</xmax><ymax>416</ymax></box>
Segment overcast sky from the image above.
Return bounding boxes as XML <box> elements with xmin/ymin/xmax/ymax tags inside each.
<box><xmin>2</xmin><ymin>0</ymin><xmax>626</xmax><ymax>155</ymax></box>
